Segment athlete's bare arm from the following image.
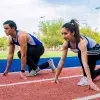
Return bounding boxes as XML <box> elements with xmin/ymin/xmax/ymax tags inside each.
<box><xmin>18</xmin><ymin>31</ymin><xmax>29</xmax><ymax>71</ymax></box>
<box><xmin>78</xmin><ymin>38</ymin><xmax>100</xmax><ymax>91</ymax></box>
<box><xmin>54</xmin><ymin>41</ymin><xmax>68</xmax><ymax>83</ymax></box>
<box><xmin>3</xmin><ymin>38</ymin><xmax>15</xmax><ymax>75</ymax></box>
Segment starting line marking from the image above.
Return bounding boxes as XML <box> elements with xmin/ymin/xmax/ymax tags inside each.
<box><xmin>0</xmin><ymin>74</ymin><xmax>82</xmax><ymax>87</ymax></box>
<box><xmin>72</xmin><ymin>93</ymin><xmax>100</xmax><ymax>100</ymax></box>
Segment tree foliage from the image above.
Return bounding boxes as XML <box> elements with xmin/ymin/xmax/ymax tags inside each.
<box><xmin>0</xmin><ymin>37</ymin><xmax>8</xmax><ymax>50</ymax></box>
<box><xmin>39</xmin><ymin>19</ymin><xmax>64</xmax><ymax>47</ymax></box>
<box><xmin>80</xmin><ymin>26</ymin><xmax>100</xmax><ymax>43</ymax></box>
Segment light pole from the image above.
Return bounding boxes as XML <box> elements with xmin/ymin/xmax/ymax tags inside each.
<box><xmin>96</xmin><ymin>7</ymin><xmax>100</xmax><ymax>32</ymax></box>
<box><xmin>80</xmin><ymin>20</ymin><xmax>88</xmax><ymax>28</ymax></box>
<box><xmin>39</xmin><ymin>16</ymin><xmax>45</xmax><ymax>28</ymax></box>
<box><xmin>38</xmin><ymin>16</ymin><xmax>45</xmax><ymax>40</ymax></box>
<box><xmin>40</xmin><ymin>16</ymin><xmax>45</xmax><ymax>19</ymax></box>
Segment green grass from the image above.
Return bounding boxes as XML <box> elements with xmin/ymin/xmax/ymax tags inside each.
<box><xmin>42</xmin><ymin>50</ymin><xmax>77</xmax><ymax>58</ymax></box>
<box><xmin>0</xmin><ymin>50</ymin><xmax>77</xmax><ymax>59</ymax></box>
<box><xmin>0</xmin><ymin>51</ymin><xmax>18</xmax><ymax>59</ymax></box>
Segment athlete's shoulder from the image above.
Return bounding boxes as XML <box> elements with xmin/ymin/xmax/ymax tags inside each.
<box><xmin>78</xmin><ymin>38</ymin><xmax>87</xmax><ymax>51</ymax></box>
<box><xmin>17</xmin><ymin>31</ymin><xmax>29</xmax><ymax>42</ymax></box>
<box><xmin>18</xmin><ymin>30</ymin><xmax>28</xmax><ymax>38</ymax></box>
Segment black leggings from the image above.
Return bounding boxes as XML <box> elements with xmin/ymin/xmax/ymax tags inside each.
<box><xmin>78</xmin><ymin>53</ymin><xmax>100</xmax><ymax>80</ymax></box>
<box><xmin>17</xmin><ymin>45</ymin><xmax>49</xmax><ymax>72</ymax></box>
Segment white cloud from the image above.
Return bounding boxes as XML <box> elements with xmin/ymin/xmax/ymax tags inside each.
<box><xmin>0</xmin><ymin>0</ymin><xmax>100</xmax><ymax>37</ymax></box>
<box><xmin>1</xmin><ymin>0</ymin><xmax>31</xmax><ymax>6</ymax></box>
<box><xmin>0</xmin><ymin>0</ymin><xmax>57</xmax><ymax>37</ymax></box>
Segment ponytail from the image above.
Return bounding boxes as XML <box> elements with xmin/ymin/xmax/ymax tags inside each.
<box><xmin>62</xmin><ymin>19</ymin><xmax>81</xmax><ymax>42</ymax></box>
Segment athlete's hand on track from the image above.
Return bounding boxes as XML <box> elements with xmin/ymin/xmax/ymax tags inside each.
<box><xmin>20</xmin><ymin>72</ymin><xmax>27</xmax><ymax>80</ymax></box>
<box><xmin>54</xmin><ymin>78</ymin><xmax>59</xmax><ymax>84</ymax></box>
<box><xmin>89</xmin><ymin>82</ymin><xmax>100</xmax><ymax>91</ymax></box>
<box><xmin>3</xmin><ymin>70</ymin><xmax>8</xmax><ymax>76</ymax></box>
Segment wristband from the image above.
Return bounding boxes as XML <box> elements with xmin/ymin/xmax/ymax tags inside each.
<box><xmin>21</xmin><ymin>70</ymin><xmax>25</xmax><ymax>72</ymax></box>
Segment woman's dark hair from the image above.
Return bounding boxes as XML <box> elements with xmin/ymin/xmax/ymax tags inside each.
<box><xmin>62</xmin><ymin>19</ymin><xmax>81</xmax><ymax>42</ymax></box>
<box><xmin>3</xmin><ymin>20</ymin><xmax>17</xmax><ymax>30</ymax></box>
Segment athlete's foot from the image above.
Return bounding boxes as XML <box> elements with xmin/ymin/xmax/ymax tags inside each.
<box><xmin>35</xmin><ymin>67</ymin><xmax>41</xmax><ymax>73</ymax></box>
<box><xmin>48</xmin><ymin>59</ymin><xmax>56</xmax><ymax>73</ymax></box>
<box><xmin>28</xmin><ymin>69</ymin><xmax>37</xmax><ymax>76</ymax></box>
<box><xmin>77</xmin><ymin>76</ymin><xmax>88</xmax><ymax>86</ymax></box>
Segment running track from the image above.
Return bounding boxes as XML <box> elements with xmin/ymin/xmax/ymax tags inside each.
<box><xmin>0</xmin><ymin>67</ymin><xmax>100</xmax><ymax>100</ymax></box>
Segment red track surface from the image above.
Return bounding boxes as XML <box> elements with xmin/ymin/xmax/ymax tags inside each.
<box><xmin>0</xmin><ymin>67</ymin><xmax>100</xmax><ymax>100</ymax></box>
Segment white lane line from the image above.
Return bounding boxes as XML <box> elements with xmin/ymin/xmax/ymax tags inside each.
<box><xmin>0</xmin><ymin>75</ymin><xmax>82</xmax><ymax>87</ymax></box>
<box><xmin>72</xmin><ymin>93</ymin><xmax>100</xmax><ymax>100</ymax></box>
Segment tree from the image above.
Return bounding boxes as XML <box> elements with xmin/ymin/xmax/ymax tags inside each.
<box><xmin>80</xmin><ymin>26</ymin><xmax>100</xmax><ymax>43</ymax></box>
<box><xmin>39</xmin><ymin>19</ymin><xmax>64</xmax><ymax>48</ymax></box>
<box><xmin>0</xmin><ymin>37</ymin><xmax>8</xmax><ymax>50</ymax></box>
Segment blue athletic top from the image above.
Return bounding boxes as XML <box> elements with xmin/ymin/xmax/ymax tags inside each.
<box><xmin>12</xmin><ymin>30</ymin><xmax>42</xmax><ymax>46</ymax></box>
<box><xmin>68</xmin><ymin>36</ymin><xmax>97</xmax><ymax>53</ymax></box>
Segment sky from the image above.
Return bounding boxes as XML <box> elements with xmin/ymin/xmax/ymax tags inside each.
<box><xmin>0</xmin><ymin>0</ymin><xmax>100</xmax><ymax>37</ymax></box>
